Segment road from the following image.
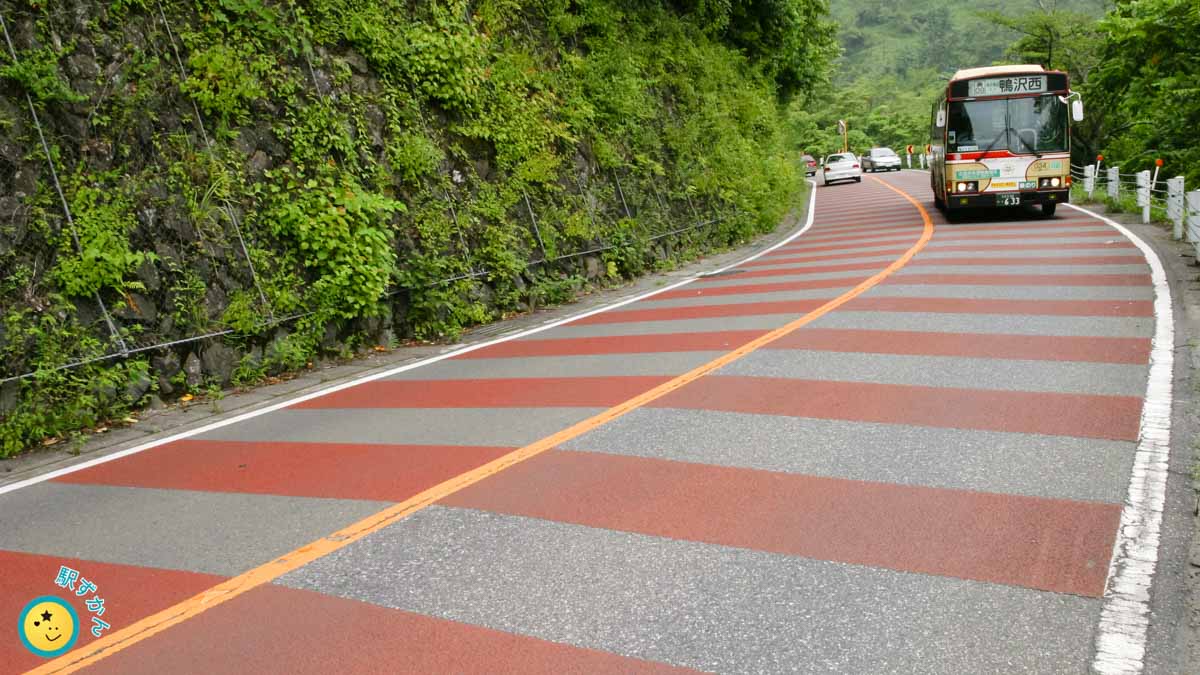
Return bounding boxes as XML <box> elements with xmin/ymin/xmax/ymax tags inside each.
<box><xmin>0</xmin><ymin>170</ymin><xmax>1174</xmax><ymax>673</ymax></box>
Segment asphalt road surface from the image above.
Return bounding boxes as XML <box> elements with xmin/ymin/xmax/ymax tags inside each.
<box><xmin>0</xmin><ymin>171</ymin><xmax>1174</xmax><ymax>673</ymax></box>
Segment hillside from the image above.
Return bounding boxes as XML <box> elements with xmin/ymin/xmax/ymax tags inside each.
<box><xmin>0</xmin><ymin>0</ymin><xmax>836</xmax><ymax>455</ymax></box>
<box><xmin>788</xmin><ymin>0</ymin><xmax>1110</xmax><ymax>157</ymax></box>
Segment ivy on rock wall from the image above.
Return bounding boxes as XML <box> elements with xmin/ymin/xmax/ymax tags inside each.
<box><xmin>0</xmin><ymin>0</ymin><xmax>835</xmax><ymax>456</ymax></box>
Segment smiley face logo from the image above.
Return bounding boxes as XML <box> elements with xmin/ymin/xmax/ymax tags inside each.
<box><xmin>18</xmin><ymin>596</ymin><xmax>78</xmax><ymax>658</ymax></box>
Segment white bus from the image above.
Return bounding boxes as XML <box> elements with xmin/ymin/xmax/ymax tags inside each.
<box><xmin>930</xmin><ymin>65</ymin><xmax>1083</xmax><ymax>217</ymax></box>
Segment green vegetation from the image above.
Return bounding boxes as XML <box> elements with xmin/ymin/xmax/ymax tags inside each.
<box><xmin>0</xmin><ymin>0</ymin><xmax>835</xmax><ymax>455</ymax></box>
<box><xmin>790</xmin><ymin>0</ymin><xmax>1107</xmax><ymax>158</ymax></box>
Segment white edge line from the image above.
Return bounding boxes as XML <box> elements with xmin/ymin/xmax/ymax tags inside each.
<box><xmin>0</xmin><ymin>181</ymin><xmax>820</xmax><ymax>497</ymax></box>
<box><xmin>1067</xmin><ymin>203</ymin><xmax>1174</xmax><ymax>675</ymax></box>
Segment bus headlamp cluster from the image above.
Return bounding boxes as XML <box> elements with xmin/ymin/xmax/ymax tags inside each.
<box><xmin>953</xmin><ymin>181</ymin><xmax>979</xmax><ymax>193</ymax></box>
<box><xmin>1038</xmin><ymin>177</ymin><xmax>1063</xmax><ymax>189</ymax></box>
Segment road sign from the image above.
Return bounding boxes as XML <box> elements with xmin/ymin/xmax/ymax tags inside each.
<box><xmin>925</xmin><ymin>144</ymin><xmax>931</xmax><ymax>154</ymax></box>
<box><xmin>906</xmin><ymin>144</ymin><xmax>913</xmax><ymax>155</ymax></box>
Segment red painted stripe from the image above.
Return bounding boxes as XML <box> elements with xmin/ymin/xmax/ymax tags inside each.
<box><xmin>912</xmin><ymin>255</ymin><xmax>1143</xmax><ymax>266</ymax></box>
<box><xmin>935</xmin><ymin>229</ymin><xmax>1115</xmax><ymax>242</ymax></box>
<box><xmin>753</xmin><ymin>248</ymin><xmax>910</xmax><ymax>266</ymax></box>
<box><xmin>649</xmin><ymin>375</ymin><xmax>1142</xmax><ymax>440</ymax></box>
<box><xmin>846</xmin><ymin>296</ymin><xmax>1153</xmax><ymax>317</ymax></box>
<box><xmin>87</xmin><ymin>584</ymin><xmax>696</xmax><ymax>675</ymax></box>
<box><xmin>0</xmin><ymin>550</ymin><xmax>224</xmax><ymax>674</ymax></box>
<box><xmin>457</xmin><ymin>330</ymin><xmax>768</xmax><ymax>359</ymax></box>
<box><xmin>791</xmin><ymin>229</ymin><xmax>925</xmax><ymax>246</ymax></box>
<box><xmin>54</xmin><ymin>440</ymin><xmax>514</xmax><ymax>502</ymax></box>
<box><xmin>573</xmin><ymin>300</ymin><xmax>827</xmax><ymax>325</ymax></box>
<box><xmin>767</xmin><ymin>328</ymin><xmax>1151</xmax><ymax>364</ymax></box>
<box><xmin>891</xmin><ymin>273</ymin><xmax>1152</xmax><ymax>287</ymax></box>
<box><xmin>700</xmin><ymin>261</ymin><xmax>888</xmax><ymax>281</ymax></box>
<box><xmin>927</xmin><ymin>242</ymin><xmax>1136</xmax><ymax>253</ymax></box>
<box><xmin>290</xmin><ymin>376</ymin><xmax>672</xmax><ymax>409</ymax></box>
<box><xmin>656</xmin><ymin>278</ymin><xmax>862</xmax><ymax>300</ymax></box>
<box><xmin>778</xmin><ymin>236</ymin><xmax>916</xmax><ymax>255</ymax></box>
<box><xmin>801</xmin><ymin>224</ymin><xmax>921</xmax><ymax>240</ymax></box>
<box><xmin>937</xmin><ymin>220</ymin><xmax>1108</xmax><ymax>232</ymax></box>
<box><xmin>443</xmin><ymin>450</ymin><xmax>1120</xmax><ymax>596</ymax></box>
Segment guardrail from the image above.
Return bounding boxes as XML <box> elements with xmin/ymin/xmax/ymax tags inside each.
<box><xmin>1070</xmin><ymin>161</ymin><xmax>1200</xmax><ymax>257</ymax></box>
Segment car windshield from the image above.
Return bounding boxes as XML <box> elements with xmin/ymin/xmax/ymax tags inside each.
<box><xmin>948</xmin><ymin>95</ymin><xmax>1067</xmax><ymax>154</ymax></box>
<box><xmin>828</xmin><ymin>154</ymin><xmax>853</xmax><ymax>163</ymax></box>
<box><xmin>872</xmin><ymin>149</ymin><xmax>896</xmax><ymax>157</ymax></box>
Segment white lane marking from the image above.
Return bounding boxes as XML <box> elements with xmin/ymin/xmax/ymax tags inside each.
<box><xmin>0</xmin><ymin>183</ymin><xmax>821</xmax><ymax>497</ymax></box>
<box><xmin>1067</xmin><ymin>203</ymin><xmax>1174</xmax><ymax>675</ymax></box>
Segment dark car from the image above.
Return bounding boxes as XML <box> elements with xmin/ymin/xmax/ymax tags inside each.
<box><xmin>802</xmin><ymin>154</ymin><xmax>817</xmax><ymax>177</ymax></box>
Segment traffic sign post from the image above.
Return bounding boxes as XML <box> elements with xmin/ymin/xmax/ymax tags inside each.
<box><xmin>906</xmin><ymin>145</ymin><xmax>913</xmax><ymax>168</ymax></box>
<box><xmin>837</xmin><ymin>120</ymin><xmax>848</xmax><ymax>153</ymax></box>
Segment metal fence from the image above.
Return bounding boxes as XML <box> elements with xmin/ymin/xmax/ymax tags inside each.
<box><xmin>1070</xmin><ymin>161</ymin><xmax>1200</xmax><ymax>259</ymax></box>
<box><xmin>0</xmin><ymin>2</ymin><xmax>744</xmax><ymax>387</ymax></box>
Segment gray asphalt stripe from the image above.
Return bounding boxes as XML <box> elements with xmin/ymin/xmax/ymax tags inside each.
<box><xmin>811</xmin><ymin>310</ymin><xmax>1153</xmax><ymax>338</ymax></box>
<box><xmin>548</xmin><ymin>315</ymin><xmax>792</xmax><ymax>339</ymax></box>
<box><xmin>562</xmin><ymin>407</ymin><xmax>1132</xmax><ymax>502</ymax></box>
<box><xmin>384</xmin><ymin>352</ymin><xmax>724</xmax><ymax>380</ymax></box>
<box><xmin>695</xmin><ymin>269</ymin><xmax>875</xmax><ymax>288</ymax></box>
<box><xmin>916</xmin><ymin>248</ymin><xmax>1137</xmax><ymax>259</ymax></box>
<box><xmin>0</xmin><ymin>482</ymin><xmax>389</xmax><ymax>576</ymax></box>
<box><xmin>639</xmin><ymin>284</ymin><xmax>1150</xmax><ymax>308</ymax></box>
<box><xmin>718</xmin><ymin>349</ymin><xmax>1148</xmax><ymax>396</ymax></box>
<box><xmin>277</xmin><ymin>506</ymin><xmax>1097</xmax><ymax>674</ymax></box>
<box><xmin>748</xmin><ymin>254</ymin><xmax>901</xmax><ymax>270</ymax></box>
<box><xmin>902</xmin><ymin>264</ymin><xmax>1149</xmax><ymax>275</ymax></box>
<box><xmin>869</xmin><ymin>284</ymin><xmax>1152</xmax><ymax>300</ymax></box>
<box><xmin>925</xmin><ymin>236</ymin><xmax>1128</xmax><ymax>248</ymax></box>
<box><xmin>197</xmin><ymin>407</ymin><xmax>604</xmax><ymax>447</ymax></box>
<box><xmin>778</xmin><ymin>242</ymin><xmax>916</xmax><ymax>256</ymax></box>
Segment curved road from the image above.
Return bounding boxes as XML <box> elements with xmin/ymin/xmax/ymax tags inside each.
<box><xmin>0</xmin><ymin>171</ymin><xmax>1173</xmax><ymax>673</ymax></box>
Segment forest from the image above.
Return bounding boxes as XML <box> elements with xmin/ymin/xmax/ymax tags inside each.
<box><xmin>789</xmin><ymin>0</ymin><xmax>1199</xmax><ymax>186</ymax></box>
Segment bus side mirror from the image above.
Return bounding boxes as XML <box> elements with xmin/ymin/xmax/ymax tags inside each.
<box><xmin>1071</xmin><ymin>99</ymin><xmax>1084</xmax><ymax>122</ymax></box>
<box><xmin>936</xmin><ymin>109</ymin><xmax>946</xmax><ymax>127</ymax></box>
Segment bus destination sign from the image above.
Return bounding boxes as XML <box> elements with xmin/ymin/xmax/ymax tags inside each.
<box><xmin>967</xmin><ymin>75</ymin><xmax>1047</xmax><ymax>97</ymax></box>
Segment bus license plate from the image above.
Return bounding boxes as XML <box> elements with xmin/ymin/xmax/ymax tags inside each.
<box><xmin>998</xmin><ymin>194</ymin><xmax>1020</xmax><ymax>207</ymax></box>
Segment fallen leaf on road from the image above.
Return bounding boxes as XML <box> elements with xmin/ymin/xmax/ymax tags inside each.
<box><xmin>180</xmin><ymin>394</ymin><xmax>194</xmax><ymax>402</ymax></box>
<box><xmin>42</xmin><ymin>437</ymin><xmax>60</xmax><ymax>446</ymax></box>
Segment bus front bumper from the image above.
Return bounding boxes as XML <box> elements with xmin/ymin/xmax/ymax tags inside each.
<box><xmin>944</xmin><ymin>190</ymin><xmax>1069</xmax><ymax>209</ymax></box>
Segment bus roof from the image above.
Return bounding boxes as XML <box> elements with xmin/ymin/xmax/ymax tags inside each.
<box><xmin>951</xmin><ymin>64</ymin><xmax>1046</xmax><ymax>81</ymax></box>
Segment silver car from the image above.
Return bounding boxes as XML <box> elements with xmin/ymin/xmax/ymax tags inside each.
<box><xmin>821</xmin><ymin>153</ymin><xmax>862</xmax><ymax>185</ymax></box>
<box><xmin>862</xmin><ymin>147</ymin><xmax>902</xmax><ymax>172</ymax></box>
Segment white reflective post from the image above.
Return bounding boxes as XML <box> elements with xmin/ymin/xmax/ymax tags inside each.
<box><xmin>920</xmin><ymin>153</ymin><xmax>927</xmax><ymax>169</ymax></box>
<box><xmin>906</xmin><ymin>153</ymin><xmax>912</xmax><ymax>168</ymax></box>
<box><xmin>1108</xmin><ymin>167</ymin><xmax>1120</xmax><ymax>200</ymax></box>
<box><xmin>1137</xmin><ymin>170</ymin><xmax>1151</xmax><ymax>223</ymax></box>
<box><xmin>1189</xmin><ymin>192</ymin><xmax>1200</xmax><ymax>255</ymax></box>
<box><xmin>1084</xmin><ymin>165</ymin><xmax>1095</xmax><ymax>197</ymax></box>
<box><xmin>1167</xmin><ymin>176</ymin><xmax>1185</xmax><ymax>240</ymax></box>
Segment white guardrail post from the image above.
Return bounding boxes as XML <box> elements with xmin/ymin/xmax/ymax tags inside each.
<box><xmin>1136</xmin><ymin>170</ymin><xmax>1151</xmax><ymax>223</ymax></box>
<box><xmin>920</xmin><ymin>153</ymin><xmax>927</xmax><ymax>169</ymax></box>
<box><xmin>1189</xmin><ymin>192</ymin><xmax>1200</xmax><ymax>260</ymax></box>
<box><xmin>1108</xmin><ymin>167</ymin><xmax>1120</xmax><ymax>200</ymax></box>
<box><xmin>1083</xmin><ymin>165</ymin><xmax>1095</xmax><ymax>196</ymax></box>
<box><xmin>1167</xmin><ymin>176</ymin><xmax>1185</xmax><ymax>240</ymax></box>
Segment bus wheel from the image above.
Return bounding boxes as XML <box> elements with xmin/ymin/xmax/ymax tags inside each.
<box><xmin>1040</xmin><ymin>202</ymin><xmax>1057</xmax><ymax>218</ymax></box>
<box><xmin>934</xmin><ymin>193</ymin><xmax>945</xmax><ymax>210</ymax></box>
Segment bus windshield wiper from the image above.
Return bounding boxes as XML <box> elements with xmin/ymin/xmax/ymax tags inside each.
<box><xmin>1009</xmin><ymin>127</ymin><xmax>1042</xmax><ymax>157</ymax></box>
<box><xmin>977</xmin><ymin>131</ymin><xmax>1005</xmax><ymax>155</ymax></box>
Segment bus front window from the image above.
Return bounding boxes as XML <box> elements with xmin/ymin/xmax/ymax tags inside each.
<box><xmin>947</xmin><ymin>100</ymin><xmax>1006</xmax><ymax>153</ymax></box>
<box><xmin>1008</xmin><ymin>95</ymin><xmax>1068</xmax><ymax>153</ymax></box>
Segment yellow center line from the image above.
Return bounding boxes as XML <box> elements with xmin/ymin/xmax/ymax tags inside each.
<box><xmin>31</xmin><ymin>176</ymin><xmax>932</xmax><ymax>674</ymax></box>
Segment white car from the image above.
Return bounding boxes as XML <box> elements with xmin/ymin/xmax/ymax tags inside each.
<box><xmin>862</xmin><ymin>147</ymin><xmax>902</xmax><ymax>172</ymax></box>
<box><xmin>822</xmin><ymin>153</ymin><xmax>862</xmax><ymax>184</ymax></box>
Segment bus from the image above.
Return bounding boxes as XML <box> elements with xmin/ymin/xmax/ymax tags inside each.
<box><xmin>929</xmin><ymin>65</ymin><xmax>1083</xmax><ymax>217</ymax></box>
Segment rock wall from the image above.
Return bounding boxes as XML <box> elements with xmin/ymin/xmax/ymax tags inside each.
<box><xmin>0</xmin><ymin>0</ymin><xmax>809</xmax><ymax>455</ymax></box>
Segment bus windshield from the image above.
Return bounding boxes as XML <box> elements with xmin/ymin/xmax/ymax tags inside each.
<box><xmin>947</xmin><ymin>94</ymin><xmax>1067</xmax><ymax>154</ymax></box>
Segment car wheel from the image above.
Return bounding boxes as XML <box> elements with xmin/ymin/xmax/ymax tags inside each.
<box><xmin>855</xmin><ymin>177</ymin><xmax>862</xmax><ymax>183</ymax></box>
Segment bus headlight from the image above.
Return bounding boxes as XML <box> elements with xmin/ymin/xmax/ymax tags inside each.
<box><xmin>956</xmin><ymin>182</ymin><xmax>967</xmax><ymax>192</ymax></box>
<box><xmin>1039</xmin><ymin>177</ymin><xmax>1065</xmax><ymax>189</ymax></box>
<box><xmin>1050</xmin><ymin>177</ymin><xmax>1061</xmax><ymax>188</ymax></box>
